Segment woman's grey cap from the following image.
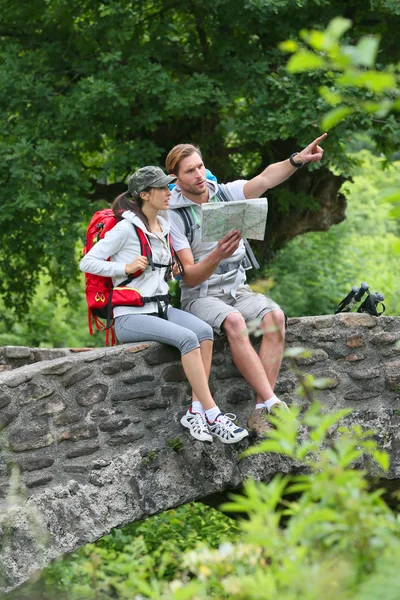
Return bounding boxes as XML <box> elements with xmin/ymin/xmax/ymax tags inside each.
<box><xmin>128</xmin><ymin>166</ymin><xmax>176</xmax><ymax>196</ymax></box>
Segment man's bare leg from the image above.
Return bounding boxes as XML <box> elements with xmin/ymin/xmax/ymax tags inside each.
<box><xmin>223</xmin><ymin>312</ymin><xmax>274</xmax><ymax>400</ymax></box>
<box><xmin>256</xmin><ymin>310</ymin><xmax>286</xmax><ymax>403</ymax></box>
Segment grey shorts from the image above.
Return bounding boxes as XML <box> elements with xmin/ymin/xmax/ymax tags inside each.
<box><xmin>181</xmin><ymin>285</ymin><xmax>283</xmax><ymax>335</ymax></box>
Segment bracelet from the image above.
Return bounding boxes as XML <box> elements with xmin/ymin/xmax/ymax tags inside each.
<box><xmin>289</xmin><ymin>152</ymin><xmax>304</xmax><ymax>168</ymax></box>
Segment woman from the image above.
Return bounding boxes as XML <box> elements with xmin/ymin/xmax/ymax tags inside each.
<box><xmin>80</xmin><ymin>166</ymin><xmax>248</xmax><ymax>445</ymax></box>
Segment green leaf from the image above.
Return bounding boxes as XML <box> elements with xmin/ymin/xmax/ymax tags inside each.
<box><xmin>337</xmin><ymin>70</ymin><xmax>396</xmax><ymax>92</ymax></box>
<box><xmin>319</xmin><ymin>86</ymin><xmax>343</xmax><ymax>105</ymax></box>
<box><xmin>321</xmin><ymin>106</ymin><xmax>355</xmax><ymax>130</ymax></box>
<box><xmin>373</xmin><ymin>450</ymin><xmax>390</xmax><ymax>472</ymax></box>
<box><xmin>284</xmin><ymin>347</ymin><xmax>312</xmax><ymax>358</ymax></box>
<box><xmin>325</xmin><ymin>17</ymin><xmax>353</xmax><ymax>42</ymax></box>
<box><xmin>355</xmin><ymin>36</ymin><xmax>380</xmax><ymax>67</ymax></box>
<box><xmin>287</xmin><ymin>51</ymin><xmax>326</xmax><ymax>73</ymax></box>
<box><xmin>313</xmin><ymin>377</ymin><xmax>335</xmax><ymax>389</ymax></box>
<box><xmin>279</xmin><ymin>40</ymin><xmax>298</xmax><ymax>53</ymax></box>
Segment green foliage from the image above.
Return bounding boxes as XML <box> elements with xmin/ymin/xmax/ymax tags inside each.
<box><xmin>1</xmin><ymin>1</ymin><xmax>400</xmax><ymax>311</ymax></box>
<box><xmin>0</xmin><ymin>272</ymin><xmax>102</xmax><ymax>348</ymax></box>
<box><xmin>7</xmin><ymin>503</ymin><xmax>240</xmax><ymax>599</ymax></box>
<box><xmin>265</xmin><ymin>150</ymin><xmax>400</xmax><ymax>316</ymax></box>
<box><xmin>166</xmin><ymin>437</ymin><xmax>184</xmax><ymax>453</ymax></box>
<box><xmin>282</xmin><ymin>16</ymin><xmax>400</xmax><ymax>129</ymax></box>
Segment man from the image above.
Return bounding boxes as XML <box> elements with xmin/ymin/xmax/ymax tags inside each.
<box><xmin>166</xmin><ymin>134</ymin><xmax>327</xmax><ymax>435</ymax></box>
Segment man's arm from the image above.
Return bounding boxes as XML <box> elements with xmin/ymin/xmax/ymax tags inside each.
<box><xmin>243</xmin><ymin>133</ymin><xmax>327</xmax><ymax>199</ymax></box>
<box><xmin>177</xmin><ymin>231</ymin><xmax>241</xmax><ymax>288</ymax></box>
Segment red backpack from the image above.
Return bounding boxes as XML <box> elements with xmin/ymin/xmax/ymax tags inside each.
<box><xmin>82</xmin><ymin>208</ymin><xmax>173</xmax><ymax>346</ymax></box>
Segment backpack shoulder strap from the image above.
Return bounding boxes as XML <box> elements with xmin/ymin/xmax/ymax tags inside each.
<box><xmin>216</xmin><ymin>184</ymin><xmax>231</xmax><ymax>203</ymax></box>
<box><xmin>174</xmin><ymin>207</ymin><xmax>196</xmax><ymax>244</ymax></box>
<box><xmin>130</xmin><ymin>224</ymin><xmax>156</xmax><ymax>273</ymax></box>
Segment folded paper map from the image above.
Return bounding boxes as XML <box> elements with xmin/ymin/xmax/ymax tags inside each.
<box><xmin>200</xmin><ymin>198</ymin><xmax>268</xmax><ymax>242</ymax></box>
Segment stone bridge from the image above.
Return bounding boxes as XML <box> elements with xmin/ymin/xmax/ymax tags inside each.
<box><xmin>1</xmin><ymin>313</ymin><xmax>400</xmax><ymax>595</ymax></box>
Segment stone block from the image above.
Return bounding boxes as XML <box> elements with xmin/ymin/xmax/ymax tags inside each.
<box><xmin>336</xmin><ymin>313</ymin><xmax>377</xmax><ymax>328</ymax></box>
<box><xmin>107</xmin><ymin>429</ymin><xmax>145</xmax><ymax>445</ymax></box>
<box><xmin>62</xmin><ymin>366</ymin><xmax>93</xmax><ymax>388</ymax></box>
<box><xmin>34</xmin><ymin>349</ymin><xmax>69</xmax><ymax>362</ymax></box>
<box><xmin>342</xmin><ymin>353</ymin><xmax>366</xmax><ymax>362</ymax></box>
<box><xmin>160</xmin><ymin>385</ymin><xmax>180</xmax><ymax>399</ymax></box>
<box><xmin>124</xmin><ymin>343</ymin><xmax>151</xmax><ymax>354</ymax></box>
<box><xmin>58</xmin><ymin>424</ymin><xmax>99</xmax><ymax>443</ymax></box>
<box><xmin>346</xmin><ymin>334</ymin><xmax>365</xmax><ymax>348</ymax></box>
<box><xmin>53</xmin><ymin>411</ymin><xmax>83</xmax><ymax>427</ymax></box>
<box><xmin>343</xmin><ymin>389</ymin><xmax>377</xmax><ymax>401</ymax></box>
<box><xmin>24</xmin><ymin>473</ymin><xmax>54</xmax><ymax>488</ymax></box>
<box><xmin>162</xmin><ymin>365</ymin><xmax>187</xmax><ymax>382</ymax></box>
<box><xmin>213</xmin><ymin>364</ymin><xmax>242</xmax><ymax>379</ymax></box>
<box><xmin>0</xmin><ymin>408</ymin><xmax>19</xmax><ymax>428</ymax></box>
<box><xmin>99</xmin><ymin>417</ymin><xmax>131</xmax><ymax>432</ymax></box>
<box><xmin>348</xmin><ymin>367</ymin><xmax>381</xmax><ymax>380</ymax></box>
<box><xmin>32</xmin><ymin>398</ymin><xmax>65</xmax><ymax>416</ymax></box>
<box><xmin>66</xmin><ymin>443</ymin><xmax>101</xmax><ymax>459</ymax></box>
<box><xmin>120</xmin><ymin>360</ymin><xmax>138</xmax><ymax>371</ymax></box>
<box><xmin>111</xmin><ymin>385</ymin><xmax>157</xmax><ymax>402</ymax></box>
<box><xmin>15</xmin><ymin>456</ymin><xmax>54</xmax><ymax>472</ymax></box>
<box><xmin>77</xmin><ymin>383</ymin><xmax>108</xmax><ymax>406</ymax></box>
<box><xmin>4</xmin><ymin>372</ymin><xmax>33</xmax><ymax>388</ymax></box>
<box><xmin>144</xmin><ymin>345</ymin><xmax>180</xmax><ymax>365</ymax></box>
<box><xmin>313</xmin><ymin>316</ymin><xmax>335</xmax><ymax>329</ymax></box>
<box><xmin>41</xmin><ymin>360</ymin><xmax>74</xmax><ymax>375</ymax></box>
<box><xmin>101</xmin><ymin>362</ymin><xmax>125</xmax><ymax>375</ymax></box>
<box><xmin>9</xmin><ymin>428</ymin><xmax>54</xmax><ymax>452</ymax></box>
<box><xmin>4</xmin><ymin>346</ymin><xmax>32</xmax><ymax>359</ymax></box>
<box><xmin>294</xmin><ymin>349</ymin><xmax>329</xmax><ymax>366</ymax></box>
<box><xmin>0</xmin><ymin>390</ymin><xmax>12</xmax><ymax>410</ymax></box>
<box><xmin>371</xmin><ymin>331</ymin><xmax>400</xmax><ymax>346</ymax></box>
<box><xmin>226</xmin><ymin>385</ymin><xmax>254</xmax><ymax>405</ymax></box>
<box><xmin>64</xmin><ymin>465</ymin><xmax>90</xmax><ymax>474</ymax></box>
<box><xmin>121</xmin><ymin>374</ymin><xmax>155</xmax><ymax>385</ymax></box>
<box><xmin>137</xmin><ymin>397</ymin><xmax>169</xmax><ymax>410</ymax></box>
<box><xmin>384</xmin><ymin>360</ymin><xmax>400</xmax><ymax>391</ymax></box>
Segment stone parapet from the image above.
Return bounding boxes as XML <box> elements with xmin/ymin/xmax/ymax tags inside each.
<box><xmin>0</xmin><ymin>314</ymin><xmax>399</xmax><ymax>594</ymax></box>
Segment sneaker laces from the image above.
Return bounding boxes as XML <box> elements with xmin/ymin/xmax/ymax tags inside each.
<box><xmin>214</xmin><ymin>413</ymin><xmax>239</xmax><ymax>430</ymax></box>
<box><xmin>190</xmin><ymin>411</ymin><xmax>209</xmax><ymax>433</ymax></box>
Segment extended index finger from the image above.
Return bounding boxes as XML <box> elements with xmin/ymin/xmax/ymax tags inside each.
<box><xmin>312</xmin><ymin>133</ymin><xmax>327</xmax><ymax>146</ymax></box>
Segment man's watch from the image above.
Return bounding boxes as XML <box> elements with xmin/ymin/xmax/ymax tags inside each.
<box><xmin>289</xmin><ymin>152</ymin><xmax>304</xmax><ymax>168</ymax></box>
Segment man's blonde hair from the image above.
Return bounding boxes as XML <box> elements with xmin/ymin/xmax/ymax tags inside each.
<box><xmin>165</xmin><ymin>144</ymin><xmax>202</xmax><ymax>175</ymax></box>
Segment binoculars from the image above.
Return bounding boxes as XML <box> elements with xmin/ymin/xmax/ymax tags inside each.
<box><xmin>334</xmin><ymin>282</ymin><xmax>385</xmax><ymax>316</ymax></box>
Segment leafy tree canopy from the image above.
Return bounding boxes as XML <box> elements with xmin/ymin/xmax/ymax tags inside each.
<box><xmin>1</xmin><ymin>0</ymin><xmax>400</xmax><ymax>312</ymax></box>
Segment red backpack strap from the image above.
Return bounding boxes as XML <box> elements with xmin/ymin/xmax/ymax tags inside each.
<box><xmin>130</xmin><ymin>225</ymin><xmax>154</xmax><ymax>274</ymax></box>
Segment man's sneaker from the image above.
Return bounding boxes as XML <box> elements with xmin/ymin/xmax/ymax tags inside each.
<box><xmin>207</xmin><ymin>413</ymin><xmax>249</xmax><ymax>444</ymax></box>
<box><xmin>247</xmin><ymin>407</ymin><xmax>272</xmax><ymax>437</ymax></box>
<box><xmin>180</xmin><ymin>408</ymin><xmax>213</xmax><ymax>443</ymax></box>
<box><xmin>269</xmin><ymin>400</ymin><xmax>290</xmax><ymax>421</ymax></box>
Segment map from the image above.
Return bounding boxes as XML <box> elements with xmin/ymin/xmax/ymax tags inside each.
<box><xmin>200</xmin><ymin>198</ymin><xmax>268</xmax><ymax>242</ymax></box>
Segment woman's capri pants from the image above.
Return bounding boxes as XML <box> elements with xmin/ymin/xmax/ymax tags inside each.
<box><xmin>115</xmin><ymin>307</ymin><xmax>213</xmax><ymax>355</ymax></box>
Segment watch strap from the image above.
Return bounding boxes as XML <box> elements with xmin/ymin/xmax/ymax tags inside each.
<box><xmin>289</xmin><ymin>152</ymin><xmax>304</xmax><ymax>168</ymax></box>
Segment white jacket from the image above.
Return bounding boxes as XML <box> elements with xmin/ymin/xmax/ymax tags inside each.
<box><xmin>80</xmin><ymin>210</ymin><xmax>172</xmax><ymax>317</ymax></box>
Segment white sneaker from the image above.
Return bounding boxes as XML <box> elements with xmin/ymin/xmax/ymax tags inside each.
<box><xmin>180</xmin><ymin>408</ymin><xmax>213</xmax><ymax>443</ymax></box>
<box><xmin>207</xmin><ymin>413</ymin><xmax>249</xmax><ymax>444</ymax></box>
